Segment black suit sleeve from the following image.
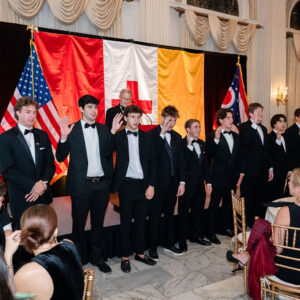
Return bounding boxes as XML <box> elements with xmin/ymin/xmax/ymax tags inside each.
<box><xmin>205</xmin><ymin>132</ymin><xmax>219</xmax><ymax>158</ymax></box>
<box><xmin>0</xmin><ymin>134</ymin><xmax>35</xmax><ymax>193</ymax></box>
<box><xmin>178</xmin><ymin>140</ymin><xmax>186</xmax><ymax>182</ymax></box>
<box><xmin>40</xmin><ymin>133</ymin><xmax>56</xmax><ymax>182</ymax></box>
<box><xmin>105</xmin><ymin>108</ymin><xmax>114</xmax><ymax>130</ymax></box>
<box><xmin>148</xmin><ymin>141</ymin><xmax>157</xmax><ymax>187</ymax></box>
<box><xmin>239</xmin><ymin>122</ymin><xmax>258</xmax><ymax>147</ymax></box>
<box><xmin>56</xmin><ymin>139</ymin><xmax>70</xmax><ymax>163</ymax></box>
<box><xmin>203</xmin><ymin>152</ymin><xmax>212</xmax><ymax>184</ymax></box>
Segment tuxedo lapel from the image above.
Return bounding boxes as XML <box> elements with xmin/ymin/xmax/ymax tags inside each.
<box><xmin>96</xmin><ymin>124</ymin><xmax>103</xmax><ymax>159</ymax></box>
<box><xmin>121</xmin><ymin>130</ymin><xmax>129</xmax><ymax>158</ymax></box>
<box><xmin>14</xmin><ymin>127</ymin><xmax>35</xmax><ymax>164</ymax></box>
<box><xmin>74</xmin><ymin>122</ymin><xmax>88</xmax><ymax>162</ymax></box>
<box><xmin>33</xmin><ymin>129</ymin><xmax>41</xmax><ymax>168</ymax></box>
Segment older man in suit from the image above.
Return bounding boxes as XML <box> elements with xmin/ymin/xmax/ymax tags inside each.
<box><xmin>56</xmin><ymin>95</ymin><xmax>113</xmax><ymax>273</ymax></box>
<box><xmin>0</xmin><ymin>96</ymin><xmax>55</xmax><ymax>229</ymax></box>
<box><xmin>105</xmin><ymin>89</ymin><xmax>132</xmax><ymax>131</ymax></box>
<box><xmin>239</xmin><ymin>103</ymin><xmax>273</xmax><ymax>227</ymax></box>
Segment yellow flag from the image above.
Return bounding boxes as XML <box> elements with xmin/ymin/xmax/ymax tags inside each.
<box><xmin>158</xmin><ymin>48</ymin><xmax>205</xmax><ymax>140</ymax></box>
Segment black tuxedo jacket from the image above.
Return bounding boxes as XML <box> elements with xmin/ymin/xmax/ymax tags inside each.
<box><xmin>206</xmin><ymin>131</ymin><xmax>242</xmax><ymax>190</ymax></box>
<box><xmin>266</xmin><ymin>131</ymin><xmax>290</xmax><ymax>179</ymax></box>
<box><xmin>239</xmin><ymin>120</ymin><xmax>272</xmax><ymax>179</ymax></box>
<box><xmin>182</xmin><ymin>137</ymin><xmax>211</xmax><ymax>193</ymax></box>
<box><xmin>149</xmin><ymin>125</ymin><xmax>185</xmax><ymax>188</ymax></box>
<box><xmin>107</xmin><ymin>129</ymin><xmax>156</xmax><ymax>193</ymax></box>
<box><xmin>0</xmin><ymin>126</ymin><xmax>55</xmax><ymax>213</ymax></box>
<box><xmin>105</xmin><ymin>105</ymin><xmax>125</xmax><ymax>130</ymax></box>
<box><xmin>56</xmin><ymin>121</ymin><xmax>113</xmax><ymax>197</ymax></box>
<box><xmin>285</xmin><ymin>123</ymin><xmax>300</xmax><ymax>169</ymax></box>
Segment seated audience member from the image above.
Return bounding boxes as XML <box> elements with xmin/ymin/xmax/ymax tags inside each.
<box><xmin>0</xmin><ymin>250</ymin><xmax>14</xmax><ymax>300</ymax></box>
<box><xmin>227</xmin><ymin>168</ymin><xmax>300</xmax><ymax>299</ymax></box>
<box><xmin>4</xmin><ymin>204</ymin><xmax>84</xmax><ymax>300</ymax></box>
<box><xmin>0</xmin><ymin>181</ymin><xmax>12</xmax><ymax>248</ymax></box>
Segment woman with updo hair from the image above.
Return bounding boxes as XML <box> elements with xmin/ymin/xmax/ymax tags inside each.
<box><xmin>4</xmin><ymin>204</ymin><xmax>84</xmax><ymax>300</ymax></box>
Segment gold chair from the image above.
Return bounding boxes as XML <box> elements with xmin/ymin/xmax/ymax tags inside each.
<box><xmin>231</xmin><ymin>190</ymin><xmax>248</xmax><ymax>293</ymax></box>
<box><xmin>82</xmin><ymin>268</ymin><xmax>102</xmax><ymax>300</ymax></box>
<box><xmin>260</xmin><ymin>224</ymin><xmax>300</xmax><ymax>300</ymax></box>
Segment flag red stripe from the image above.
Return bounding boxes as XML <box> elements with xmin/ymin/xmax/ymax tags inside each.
<box><xmin>36</xmin><ymin>114</ymin><xmax>58</xmax><ymax>148</ymax></box>
<box><xmin>42</xmin><ymin>103</ymin><xmax>61</xmax><ymax>135</ymax></box>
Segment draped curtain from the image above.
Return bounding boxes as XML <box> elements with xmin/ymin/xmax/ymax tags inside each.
<box><xmin>6</xmin><ymin>0</ymin><xmax>122</xmax><ymax>31</ymax></box>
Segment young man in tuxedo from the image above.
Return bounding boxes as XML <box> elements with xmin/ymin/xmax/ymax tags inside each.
<box><xmin>105</xmin><ymin>88</ymin><xmax>132</xmax><ymax>131</ymax></box>
<box><xmin>265</xmin><ymin>114</ymin><xmax>290</xmax><ymax>202</ymax></box>
<box><xmin>285</xmin><ymin>108</ymin><xmax>300</xmax><ymax>170</ymax></box>
<box><xmin>206</xmin><ymin>109</ymin><xmax>243</xmax><ymax>244</ymax></box>
<box><xmin>56</xmin><ymin>95</ymin><xmax>113</xmax><ymax>273</ymax></box>
<box><xmin>0</xmin><ymin>97</ymin><xmax>55</xmax><ymax>229</ymax></box>
<box><xmin>239</xmin><ymin>103</ymin><xmax>273</xmax><ymax>227</ymax></box>
<box><xmin>148</xmin><ymin>106</ymin><xmax>186</xmax><ymax>260</ymax></box>
<box><xmin>109</xmin><ymin>105</ymin><xmax>156</xmax><ymax>273</ymax></box>
<box><xmin>178</xmin><ymin>119</ymin><xmax>212</xmax><ymax>252</ymax></box>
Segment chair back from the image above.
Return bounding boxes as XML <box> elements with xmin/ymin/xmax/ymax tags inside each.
<box><xmin>82</xmin><ymin>268</ymin><xmax>95</xmax><ymax>300</ymax></box>
<box><xmin>231</xmin><ymin>190</ymin><xmax>247</xmax><ymax>293</ymax></box>
<box><xmin>260</xmin><ymin>224</ymin><xmax>300</xmax><ymax>299</ymax></box>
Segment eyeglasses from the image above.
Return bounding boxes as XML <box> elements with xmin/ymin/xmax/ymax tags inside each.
<box><xmin>121</xmin><ymin>98</ymin><xmax>131</xmax><ymax>101</ymax></box>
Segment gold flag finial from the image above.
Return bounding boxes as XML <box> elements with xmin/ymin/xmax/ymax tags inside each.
<box><xmin>237</xmin><ymin>55</ymin><xmax>240</xmax><ymax>64</ymax></box>
<box><xmin>26</xmin><ymin>25</ymin><xmax>38</xmax><ymax>41</ymax></box>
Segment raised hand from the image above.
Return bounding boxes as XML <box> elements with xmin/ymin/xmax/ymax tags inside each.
<box><xmin>161</xmin><ymin>117</ymin><xmax>173</xmax><ymax>135</ymax></box>
<box><xmin>61</xmin><ymin>116</ymin><xmax>74</xmax><ymax>140</ymax></box>
<box><xmin>111</xmin><ymin>113</ymin><xmax>123</xmax><ymax>134</ymax></box>
<box><xmin>231</xmin><ymin>124</ymin><xmax>239</xmax><ymax>134</ymax></box>
<box><xmin>215</xmin><ymin>126</ymin><xmax>222</xmax><ymax>140</ymax></box>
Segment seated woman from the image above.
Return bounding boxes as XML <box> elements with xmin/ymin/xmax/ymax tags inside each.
<box><xmin>4</xmin><ymin>204</ymin><xmax>84</xmax><ymax>300</ymax></box>
<box><xmin>226</xmin><ymin>168</ymin><xmax>300</xmax><ymax>299</ymax></box>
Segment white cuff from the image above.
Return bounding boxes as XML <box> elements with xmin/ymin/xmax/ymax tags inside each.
<box><xmin>269</xmin><ymin>168</ymin><xmax>273</xmax><ymax>171</ymax></box>
<box><xmin>160</xmin><ymin>133</ymin><xmax>165</xmax><ymax>139</ymax></box>
<box><xmin>180</xmin><ymin>181</ymin><xmax>185</xmax><ymax>185</ymax></box>
<box><xmin>214</xmin><ymin>138</ymin><xmax>220</xmax><ymax>144</ymax></box>
<box><xmin>187</xmin><ymin>145</ymin><xmax>194</xmax><ymax>151</ymax></box>
<box><xmin>275</xmin><ymin>139</ymin><xmax>282</xmax><ymax>146</ymax></box>
<box><xmin>60</xmin><ymin>139</ymin><xmax>67</xmax><ymax>143</ymax></box>
<box><xmin>3</xmin><ymin>223</ymin><xmax>12</xmax><ymax>231</ymax></box>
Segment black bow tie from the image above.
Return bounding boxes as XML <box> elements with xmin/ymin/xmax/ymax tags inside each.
<box><xmin>223</xmin><ymin>131</ymin><xmax>232</xmax><ymax>135</ymax></box>
<box><xmin>127</xmin><ymin>130</ymin><xmax>138</xmax><ymax>137</ymax></box>
<box><xmin>84</xmin><ymin>123</ymin><xmax>96</xmax><ymax>129</ymax></box>
<box><xmin>192</xmin><ymin>140</ymin><xmax>197</xmax><ymax>144</ymax></box>
<box><xmin>24</xmin><ymin>129</ymin><xmax>33</xmax><ymax>135</ymax></box>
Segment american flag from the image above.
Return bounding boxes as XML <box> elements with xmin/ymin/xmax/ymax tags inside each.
<box><xmin>213</xmin><ymin>59</ymin><xmax>249</xmax><ymax>129</ymax></box>
<box><xmin>0</xmin><ymin>41</ymin><xmax>67</xmax><ymax>183</ymax></box>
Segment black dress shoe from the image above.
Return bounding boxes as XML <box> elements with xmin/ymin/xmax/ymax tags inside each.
<box><xmin>120</xmin><ymin>259</ymin><xmax>131</xmax><ymax>273</ymax></box>
<box><xmin>198</xmin><ymin>238</ymin><xmax>212</xmax><ymax>246</ymax></box>
<box><xmin>225</xmin><ymin>229</ymin><xmax>234</xmax><ymax>238</ymax></box>
<box><xmin>189</xmin><ymin>238</ymin><xmax>211</xmax><ymax>246</ymax></box>
<box><xmin>163</xmin><ymin>246</ymin><xmax>183</xmax><ymax>256</ymax></box>
<box><xmin>179</xmin><ymin>242</ymin><xmax>188</xmax><ymax>252</ymax></box>
<box><xmin>135</xmin><ymin>254</ymin><xmax>157</xmax><ymax>266</ymax></box>
<box><xmin>92</xmin><ymin>260</ymin><xmax>112</xmax><ymax>274</ymax></box>
<box><xmin>209</xmin><ymin>235</ymin><xmax>221</xmax><ymax>244</ymax></box>
<box><xmin>149</xmin><ymin>249</ymin><xmax>159</xmax><ymax>261</ymax></box>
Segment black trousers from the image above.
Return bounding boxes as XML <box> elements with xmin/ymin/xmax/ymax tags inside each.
<box><xmin>241</xmin><ymin>175</ymin><xmax>265</xmax><ymax>227</ymax></box>
<box><xmin>71</xmin><ymin>178</ymin><xmax>110</xmax><ymax>264</ymax></box>
<box><xmin>208</xmin><ymin>187</ymin><xmax>232</xmax><ymax>238</ymax></box>
<box><xmin>118</xmin><ymin>178</ymin><xmax>149</xmax><ymax>257</ymax></box>
<box><xmin>178</xmin><ymin>185</ymin><xmax>206</xmax><ymax>243</ymax></box>
<box><xmin>148</xmin><ymin>177</ymin><xmax>177</xmax><ymax>250</ymax></box>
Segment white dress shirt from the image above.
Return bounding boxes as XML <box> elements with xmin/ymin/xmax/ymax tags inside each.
<box><xmin>160</xmin><ymin>126</ymin><xmax>171</xmax><ymax>146</ymax></box>
<box><xmin>273</xmin><ymin>129</ymin><xmax>287</xmax><ymax>152</ymax></box>
<box><xmin>296</xmin><ymin>123</ymin><xmax>300</xmax><ymax>129</ymax></box>
<box><xmin>18</xmin><ymin>123</ymin><xmax>36</xmax><ymax>164</ymax></box>
<box><xmin>81</xmin><ymin>120</ymin><xmax>104</xmax><ymax>177</ymax></box>
<box><xmin>125</xmin><ymin>128</ymin><xmax>144</xmax><ymax>179</ymax></box>
<box><xmin>187</xmin><ymin>137</ymin><xmax>201</xmax><ymax>157</ymax></box>
<box><xmin>214</xmin><ymin>129</ymin><xmax>234</xmax><ymax>153</ymax></box>
<box><xmin>250</xmin><ymin>119</ymin><xmax>264</xmax><ymax>144</ymax></box>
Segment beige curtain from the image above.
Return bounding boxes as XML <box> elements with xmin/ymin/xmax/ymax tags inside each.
<box><xmin>47</xmin><ymin>0</ymin><xmax>87</xmax><ymax>25</ymax></box>
<box><xmin>293</xmin><ymin>32</ymin><xmax>300</xmax><ymax>61</ymax></box>
<box><xmin>7</xmin><ymin>0</ymin><xmax>122</xmax><ymax>31</ymax></box>
<box><xmin>7</xmin><ymin>0</ymin><xmax>45</xmax><ymax>19</ymax></box>
<box><xmin>185</xmin><ymin>9</ymin><xmax>210</xmax><ymax>46</ymax></box>
<box><xmin>233</xmin><ymin>23</ymin><xmax>256</xmax><ymax>53</ymax></box>
<box><xmin>208</xmin><ymin>14</ymin><xmax>237</xmax><ymax>51</ymax></box>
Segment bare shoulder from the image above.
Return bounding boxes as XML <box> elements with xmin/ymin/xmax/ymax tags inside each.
<box><xmin>274</xmin><ymin>206</ymin><xmax>290</xmax><ymax>226</ymax></box>
<box><xmin>15</xmin><ymin>262</ymin><xmax>53</xmax><ymax>299</ymax></box>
